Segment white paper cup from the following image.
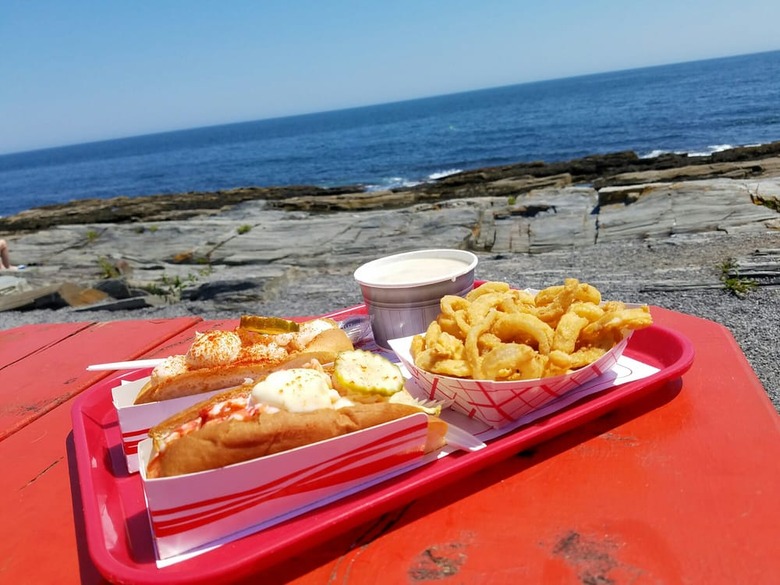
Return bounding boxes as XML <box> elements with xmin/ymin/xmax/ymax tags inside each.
<box><xmin>354</xmin><ymin>249</ymin><xmax>478</xmax><ymax>348</ymax></box>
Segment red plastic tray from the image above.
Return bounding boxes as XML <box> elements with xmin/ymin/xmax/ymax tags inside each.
<box><xmin>70</xmin><ymin>315</ymin><xmax>694</xmax><ymax>585</ymax></box>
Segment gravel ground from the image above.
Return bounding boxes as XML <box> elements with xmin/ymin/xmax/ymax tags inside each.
<box><xmin>1</xmin><ymin>231</ymin><xmax>777</xmax><ymax>411</ymax></box>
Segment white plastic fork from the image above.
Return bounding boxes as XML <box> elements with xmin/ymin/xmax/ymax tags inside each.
<box><xmin>86</xmin><ymin>317</ymin><xmax>371</xmax><ymax>370</ymax></box>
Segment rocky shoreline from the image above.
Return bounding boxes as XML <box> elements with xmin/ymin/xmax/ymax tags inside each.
<box><xmin>1</xmin><ymin>144</ymin><xmax>779</xmax><ymax>409</ymax></box>
<box><xmin>3</xmin><ymin>141</ymin><xmax>780</xmax><ymax>232</ymax></box>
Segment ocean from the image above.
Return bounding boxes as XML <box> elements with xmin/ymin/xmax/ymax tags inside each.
<box><xmin>1</xmin><ymin>49</ymin><xmax>779</xmax><ymax>217</ymax></box>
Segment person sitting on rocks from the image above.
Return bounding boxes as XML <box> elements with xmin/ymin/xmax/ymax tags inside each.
<box><xmin>0</xmin><ymin>239</ymin><xmax>22</xmax><ymax>271</ymax></box>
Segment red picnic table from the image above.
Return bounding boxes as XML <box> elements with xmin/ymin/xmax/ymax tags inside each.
<box><xmin>0</xmin><ymin>305</ymin><xmax>778</xmax><ymax>584</ymax></box>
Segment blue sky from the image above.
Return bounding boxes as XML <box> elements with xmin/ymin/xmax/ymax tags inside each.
<box><xmin>2</xmin><ymin>0</ymin><xmax>779</xmax><ymax>154</ymax></box>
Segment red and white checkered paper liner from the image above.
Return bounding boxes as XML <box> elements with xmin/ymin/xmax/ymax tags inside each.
<box><xmin>389</xmin><ymin>333</ymin><xmax>632</xmax><ymax>428</ymax></box>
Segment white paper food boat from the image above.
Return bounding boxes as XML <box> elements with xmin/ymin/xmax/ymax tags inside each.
<box><xmin>389</xmin><ymin>333</ymin><xmax>631</xmax><ymax>428</ymax></box>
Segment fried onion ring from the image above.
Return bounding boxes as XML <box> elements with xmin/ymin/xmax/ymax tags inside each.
<box><xmin>410</xmin><ymin>279</ymin><xmax>653</xmax><ymax>381</ymax></box>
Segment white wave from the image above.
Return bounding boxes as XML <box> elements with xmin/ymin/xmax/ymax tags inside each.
<box><xmin>428</xmin><ymin>168</ymin><xmax>462</xmax><ymax>180</ymax></box>
<box><xmin>687</xmin><ymin>144</ymin><xmax>734</xmax><ymax>157</ymax></box>
<box><xmin>708</xmin><ymin>143</ymin><xmax>735</xmax><ymax>152</ymax></box>
<box><xmin>640</xmin><ymin>149</ymin><xmax>672</xmax><ymax>159</ymax></box>
<box><xmin>365</xmin><ymin>177</ymin><xmax>421</xmax><ymax>191</ymax></box>
<box><xmin>365</xmin><ymin>169</ymin><xmax>462</xmax><ymax>191</ymax></box>
<box><xmin>641</xmin><ymin>144</ymin><xmax>738</xmax><ymax>159</ymax></box>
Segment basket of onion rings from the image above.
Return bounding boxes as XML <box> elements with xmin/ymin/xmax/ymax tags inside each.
<box><xmin>388</xmin><ymin>279</ymin><xmax>654</xmax><ymax>428</ymax></box>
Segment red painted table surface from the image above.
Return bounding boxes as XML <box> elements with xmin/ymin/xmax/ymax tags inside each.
<box><xmin>1</xmin><ymin>308</ymin><xmax>778</xmax><ymax>584</ymax></box>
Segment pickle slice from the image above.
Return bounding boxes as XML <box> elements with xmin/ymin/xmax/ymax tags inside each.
<box><xmin>239</xmin><ymin>315</ymin><xmax>300</xmax><ymax>334</ymax></box>
<box><xmin>333</xmin><ymin>350</ymin><xmax>404</xmax><ymax>396</ymax></box>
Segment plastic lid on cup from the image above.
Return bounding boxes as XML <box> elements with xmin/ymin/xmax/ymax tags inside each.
<box><xmin>354</xmin><ymin>249</ymin><xmax>478</xmax><ymax>289</ymax></box>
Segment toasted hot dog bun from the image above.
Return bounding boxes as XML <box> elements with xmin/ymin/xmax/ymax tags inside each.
<box><xmin>134</xmin><ymin>325</ymin><xmax>353</xmax><ymax>405</ymax></box>
<box><xmin>147</xmin><ymin>401</ymin><xmax>447</xmax><ymax>478</ymax></box>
